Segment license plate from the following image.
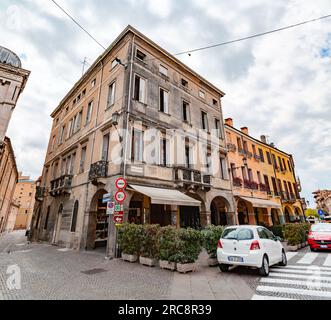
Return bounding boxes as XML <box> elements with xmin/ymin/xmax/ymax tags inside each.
<box><xmin>228</xmin><ymin>256</ymin><xmax>243</xmax><ymax>262</ymax></box>
<box><xmin>320</xmin><ymin>245</ymin><xmax>328</xmax><ymax>248</ymax></box>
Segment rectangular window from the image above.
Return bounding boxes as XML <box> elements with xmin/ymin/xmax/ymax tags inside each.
<box><xmin>134</xmin><ymin>75</ymin><xmax>146</xmax><ymax>104</ymax></box>
<box><xmin>91</xmin><ymin>78</ymin><xmax>96</xmax><ymax>87</ymax></box>
<box><xmin>230</xmin><ymin>163</ymin><xmax>237</xmax><ymax>179</ymax></box>
<box><xmin>185</xmin><ymin>145</ymin><xmax>190</xmax><ymax>168</ymax></box>
<box><xmin>107</xmin><ymin>82</ymin><xmax>116</xmax><ymax>108</ymax></box>
<box><xmin>159</xmin><ymin>88</ymin><xmax>169</xmax><ymax>113</ymax></box>
<box><xmin>181</xmin><ymin>78</ymin><xmax>188</xmax><ymax>88</ymax></box>
<box><xmin>257</xmin><ymin>171</ymin><xmax>261</xmax><ymax>184</ymax></box>
<box><xmin>111</xmin><ymin>59</ymin><xmax>118</xmax><ymax>69</ymax></box>
<box><xmin>74</xmin><ymin>111</ymin><xmax>82</xmax><ymax>132</ymax></box>
<box><xmin>160</xmin><ymin>138</ymin><xmax>169</xmax><ymax>166</ymax></box>
<box><xmin>206</xmin><ymin>153</ymin><xmax>212</xmax><ymax>173</ymax></box>
<box><xmin>271</xmin><ymin>177</ymin><xmax>278</xmax><ymax>195</ymax></box>
<box><xmin>272</xmin><ymin>154</ymin><xmax>278</xmax><ymax>168</ymax></box>
<box><xmin>136</xmin><ymin>50</ymin><xmax>146</xmax><ymax>61</ymax></box>
<box><xmin>264</xmin><ymin>175</ymin><xmax>270</xmax><ymax>192</ymax></box>
<box><xmin>258</xmin><ymin>148</ymin><xmax>265</xmax><ymax>162</ymax></box>
<box><xmin>278</xmin><ymin>156</ymin><xmax>283</xmax><ymax>171</ymax></box>
<box><xmin>243</xmin><ymin>141</ymin><xmax>248</xmax><ymax>152</ymax></box>
<box><xmin>293</xmin><ymin>182</ymin><xmax>299</xmax><ymax>198</ymax></box>
<box><xmin>213</xmin><ymin>99</ymin><xmax>218</xmax><ymax>106</ymax></box>
<box><xmin>65</xmin><ymin>156</ymin><xmax>71</xmax><ymax>175</ymax></box>
<box><xmin>159</xmin><ymin>65</ymin><xmax>168</xmax><ymax>76</ymax></box>
<box><xmin>199</xmin><ymin>90</ymin><xmax>205</xmax><ymax>99</ymax></box>
<box><xmin>215</xmin><ymin>119</ymin><xmax>220</xmax><ymax>137</ymax></box>
<box><xmin>131</xmin><ymin>129</ymin><xmax>143</xmax><ymax>162</ymax></box>
<box><xmin>252</xmin><ymin>144</ymin><xmax>256</xmax><ymax>155</ymax></box>
<box><xmin>80</xmin><ymin>146</ymin><xmax>86</xmax><ymax>173</ymax></box>
<box><xmin>59</xmin><ymin>126</ymin><xmax>65</xmax><ymax>144</ymax></box>
<box><xmin>86</xmin><ymin>101</ymin><xmax>93</xmax><ymax>124</ymax></box>
<box><xmin>248</xmin><ymin>168</ymin><xmax>253</xmax><ymax>181</ymax></box>
<box><xmin>287</xmin><ymin>160</ymin><xmax>292</xmax><ymax>172</ymax></box>
<box><xmin>288</xmin><ymin>181</ymin><xmax>293</xmax><ymax>195</ymax></box>
<box><xmin>282</xmin><ymin>158</ymin><xmax>286</xmax><ymax>171</ymax></box>
<box><xmin>237</xmin><ymin>137</ymin><xmax>242</xmax><ymax>150</ymax></box>
<box><xmin>61</xmin><ymin>158</ymin><xmax>66</xmax><ymax>175</ymax></box>
<box><xmin>102</xmin><ymin>133</ymin><xmax>110</xmax><ymax>161</ymax></box>
<box><xmin>69</xmin><ymin>153</ymin><xmax>76</xmax><ymax>174</ymax></box>
<box><xmin>182</xmin><ymin>101</ymin><xmax>190</xmax><ymax>122</ymax></box>
<box><xmin>241</xmin><ymin>167</ymin><xmax>247</xmax><ymax>180</ymax></box>
<box><xmin>220</xmin><ymin>157</ymin><xmax>228</xmax><ymax>179</ymax></box>
<box><xmin>201</xmin><ymin>111</ymin><xmax>208</xmax><ymax>131</ymax></box>
<box><xmin>266</xmin><ymin>151</ymin><xmax>272</xmax><ymax>164</ymax></box>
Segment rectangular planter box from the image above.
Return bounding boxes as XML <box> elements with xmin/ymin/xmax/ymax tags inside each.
<box><xmin>159</xmin><ymin>260</ymin><xmax>176</xmax><ymax>271</ymax></box>
<box><xmin>287</xmin><ymin>244</ymin><xmax>299</xmax><ymax>251</ymax></box>
<box><xmin>207</xmin><ymin>257</ymin><xmax>219</xmax><ymax>267</ymax></box>
<box><xmin>139</xmin><ymin>256</ymin><xmax>157</xmax><ymax>267</ymax></box>
<box><xmin>121</xmin><ymin>253</ymin><xmax>138</xmax><ymax>263</ymax></box>
<box><xmin>176</xmin><ymin>262</ymin><xmax>196</xmax><ymax>274</ymax></box>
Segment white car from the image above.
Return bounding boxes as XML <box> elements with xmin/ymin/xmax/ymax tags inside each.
<box><xmin>217</xmin><ymin>225</ymin><xmax>287</xmax><ymax>276</ymax></box>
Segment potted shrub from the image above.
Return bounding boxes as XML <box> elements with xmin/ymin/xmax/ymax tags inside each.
<box><xmin>139</xmin><ymin>224</ymin><xmax>160</xmax><ymax>267</ymax></box>
<box><xmin>159</xmin><ymin>226</ymin><xmax>178</xmax><ymax>270</ymax></box>
<box><xmin>117</xmin><ymin>223</ymin><xmax>143</xmax><ymax>262</ymax></box>
<box><xmin>284</xmin><ymin>224</ymin><xmax>301</xmax><ymax>251</ymax></box>
<box><xmin>201</xmin><ymin>225</ymin><xmax>225</xmax><ymax>266</ymax></box>
<box><xmin>174</xmin><ymin>228</ymin><xmax>203</xmax><ymax>273</ymax></box>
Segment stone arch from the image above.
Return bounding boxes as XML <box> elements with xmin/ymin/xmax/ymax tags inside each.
<box><xmin>181</xmin><ymin>191</ymin><xmax>206</xmax><ymax>228</ymax></box>
<box><xmin>236</xmin><ymin>198</ymin><xmax>252</xmax><ymax>225</ymax></box>
<box><xmin>284</xmin><ymin>206</ymin><xmax>293</xmax><ymax>223</ymax></box>
<box><xmin>210</xmin><ymin>196</ymin><xmax>231</xmax><ymax>226</ymax></box>
<box><xmin>86</xmin><ymin>188</ymin><xmax>108</xmax><ymax>250</ymax></box>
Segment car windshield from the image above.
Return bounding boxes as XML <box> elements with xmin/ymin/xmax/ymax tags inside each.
<box><xmin>311</xmin><ymin>224</ymin><xmax>331</xmax><ymax>232</ymax></box>
<box><xmin>222</xmin><ymin>228</ymin><xmax>254</xmax><ymax>240</ymax></box>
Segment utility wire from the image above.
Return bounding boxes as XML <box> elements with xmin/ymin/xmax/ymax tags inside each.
<box><xmin>50</xmin><ymin>0</ymin><xmax>106</xmax><ymax>50</ymax></box>
<box><xmin>174</xmin><ymin>14</ymin><xmax>331</xmax><ymax>56</ymax></box>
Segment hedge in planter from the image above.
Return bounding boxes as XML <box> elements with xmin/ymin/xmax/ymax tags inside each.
<box><xmin>201</xmin><ymin>225</ymin><xmax>225</xmax><ymax>265</ymax></box>
<box><xmin>139</xmin><ymin>224</ymin><xmax>160</xmax><ymax>267</ymax></box>
<box><xmin>158</xmin><ymin>226</ymin><xmax>179</xmax><ymax>270</ymax></box>
<box><xmin>118</xmin><ymin>223</ymin><xmax>143</xmax><ymax>261</ymax></box>
<box><xmin>172</xmin><ymin>228</ymin><xmax>203</xmax><ymax>273</ymax></box>
<box><xmin>270</xmin><ymin>225</ymin><xmax>284</xmax><ymax>239</ymax></box>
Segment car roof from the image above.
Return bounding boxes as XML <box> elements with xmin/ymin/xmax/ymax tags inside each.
<box><xmin>224</xmin><ymin>225</ymin><xmax>261</xmax><ymax>229</ymax></box>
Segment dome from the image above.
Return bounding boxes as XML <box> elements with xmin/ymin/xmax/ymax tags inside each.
<box><xmin>0</xmin><ymin>46</ymin><xmax>21</xmax><ymax>68</ymax></box>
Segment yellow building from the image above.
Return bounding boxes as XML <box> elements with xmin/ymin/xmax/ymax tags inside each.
<box><xmin>13</xmin><ymin>173</ymin><xmax>36</xmax><ymax>230</ymax></box>
<box><xmin>225</xmin><ymin>118</ymin><xmax>304</xmax><ymax>226</ymax></box>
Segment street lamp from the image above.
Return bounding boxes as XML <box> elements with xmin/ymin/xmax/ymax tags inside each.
<box><xmin>111</xmin><ymin>111</ymin><xmax>120</xmax><ymax>126</ymax></box>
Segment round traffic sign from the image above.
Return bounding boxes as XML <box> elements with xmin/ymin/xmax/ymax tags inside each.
<box><xmin>115</xmin><ymin>190</ymin><xmax>126</xmax><ymax>203</ymax></box>
<box><xmin>115</xmin><ymin>177</ymin><xmax>127</xmax><ymax>190</ymax></box>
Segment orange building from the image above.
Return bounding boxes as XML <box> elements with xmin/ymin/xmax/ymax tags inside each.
<box><xmin>225</xmin><ymin>118</ymin><xmax>305</xmax><ymax>226</ymax></box>
<box><xmin>13</xmin><ymin>173</ymin><xmax>36</xmax><ymax>230</ymax></box>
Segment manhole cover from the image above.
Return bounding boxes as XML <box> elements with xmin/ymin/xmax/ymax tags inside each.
<box><xmin>81</xmin><ymin>268</ymin><xmax>107</xmax><ymax>275</ymax></box>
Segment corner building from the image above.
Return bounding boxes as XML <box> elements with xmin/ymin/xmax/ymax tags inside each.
<box><xmin>30</xmin><ymin>26</ymin><xmax>235</xmax><ymax>255</ymax></box>
<box><xmin>224</xmin><ymin>118</ymin><xmax>305</xmax><ymax>226</ymax></box>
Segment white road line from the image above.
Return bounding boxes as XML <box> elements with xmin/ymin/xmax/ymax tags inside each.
<box><xmin>271</xmin><ymin>268</ymin><xmax>331</xmax><ymax>275</ymax></box>
<box><xmin>269</xmin><ymin>272</ymin><xmax>331</xmax><ymax>282</ymax></box>
<box><xmin>273</xmin><ymin>265</ymin><xmax>331</xmax><ymax>271</ymax></box>
<box><xmin>251</xmin><ymin>294</ymin><xmax>296</xmax><ymax>300</ymax></box>
<box><xmin>260</xmin><ymin>277</ymin><xmax>331</xmax><ymax>289</ymax></box>
<box><xmin>57</xmin><ymin>248</ymin><xmax>73</xmax><ymax>252</ymax></box>
<box><xmin>297</xmin><ymin>252</ymin><xmax>319</xmax><ymax>264</ymax></box>
<box><xmin>257</xmin><ymin>285</ymin><xmax>331</xmax><ymax>298</ymax></box>
<box><xmin>285</xmin><ymin>252</ymin><xmax>298</xmax><ymax>261</ymax></box>
<box><xmin>323</xmin><ymin>255</ymin><xmax>331</xmax><ymax>267</ymax></box>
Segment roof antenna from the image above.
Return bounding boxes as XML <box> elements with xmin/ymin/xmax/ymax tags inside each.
<box><xmin>81</xmin><ymin>57</ymin><xmax>88</xmax><ymax>75</ymax></box>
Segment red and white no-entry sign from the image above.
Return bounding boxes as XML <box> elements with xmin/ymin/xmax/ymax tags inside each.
<box><xmin>115</xmin><ymin>177</ymin><xmax>127</xmax><ymax>190</ymax></box>
<box><xmin>115</xmin><ymin>190</ymin><xmax>126</xmax><ymax>203</ymax></box>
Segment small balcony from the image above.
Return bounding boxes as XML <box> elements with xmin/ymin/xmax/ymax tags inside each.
<box><xmin>243</xmin><ymin>179</ymin><xmax>259</xmax><ymax>190</ymax></box>
<box><xmin>35</xmin><ymin>186</ymin><xmax>46</xmax><ymax>201</ymax></box>
<box><xmin>89</xmin><ymin>161</ymin><xmax>108</xmax><ymax>181</ymax></box>
<box><xmin>49</xmin><ymin>175</ymin><xmax>73</xmax><ymax>197</ymax></box>
<box><xmin>174</xmin><ymin>167</ymin><xmax>211</xmax><ymax>189</ymax></box>
<box><xmin>245</xmin><ymin>151</ymin><xmax>253</xmax><ymax>159</ymax></box>
<box><xmin>226</xmin><ymin>143</ymin><xmax>237</xmax><ymax>152</ymax></box>
<box><xmin>232</xmin><ymin>177</ymin><xmax>243</xmax><ymax>187</ymax></box>
<box><xmin>259</xmin><ymin>183</ymin><xmax>267</xmax><ymax>192</ymax></box>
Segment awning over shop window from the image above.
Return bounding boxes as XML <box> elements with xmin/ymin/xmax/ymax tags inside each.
<box><xmin>238</xmin><ymin>196</ymin><xmax>281</xmax><ymax>209</ymax></box>
<box><xmin>129</xmin><ymin>184</ymin><xmax>201</xmax><ymax>207</ymax></box>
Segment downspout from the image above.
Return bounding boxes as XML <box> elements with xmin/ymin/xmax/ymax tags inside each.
<box><xmin>82</xmin><ymin>60</ymin><xmax>104</xmax><ymax>250</ymax></box>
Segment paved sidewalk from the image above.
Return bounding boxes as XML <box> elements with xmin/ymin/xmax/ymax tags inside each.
<box><xmin>170</xmin><ymin>251</ymin><xmax>254</xmax><ymax>300</ymax></box>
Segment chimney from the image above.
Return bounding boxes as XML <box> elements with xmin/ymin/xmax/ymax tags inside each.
<box><xmin>225</xmin><ymin>118</ymin><xmax>233</xmax><ymax>127</ymax></box>
<box><xmin>240</xmin><ymin>127</ymin><xmax>248</xmax><ymax>135</ymax></box>
<box><xmin>260</xmin><ymin>135</ymin><xmax>267</xmax><ymax>143</ymax></box>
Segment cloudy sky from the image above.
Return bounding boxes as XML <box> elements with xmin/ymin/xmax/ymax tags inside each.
<box><xmin>1</xmin><ymin>0</ymin><xmax>330</xmax><ymax>207</ymax></box>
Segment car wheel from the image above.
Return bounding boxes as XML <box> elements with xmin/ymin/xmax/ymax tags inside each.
<box><xmin>258</xmin><ymin>255</ymin><xmax>269</xmax><ymax>276</ymax></box>
<box><xmin>310</xmin><ymin>247</ymin><xmax>316</xmax><ymax>252</ymax></box>
<box><xmin>279</xmin><ymin>250</ymin><xmax>287</xmax><ymax>266</ymax></box>
<box><xmin>219</xmin><ymin>264</ymin><xmax>230</xmax><ymax>272</ymax></box>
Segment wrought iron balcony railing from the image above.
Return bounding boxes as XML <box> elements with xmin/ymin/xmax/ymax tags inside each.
<box><xmin>35</xmin><ymin>186</ymin><xmax>46</xmax><ymax>201</ymax></box>
<box><xmin>232</xmin><ymin>177</ymin><xmax>242</xmax><ymax>187</ymax></box>
<box><xmin>226</xmin><ymin>143</ymin><xmax>236</xmax><ymax>152</ymax></box>
<box><xmin>174</xmin><ymin>167</ymin><xmax>211</xmax><ymax>187</ymax></box>
<box><xmin>89</xmin><ymin>161</ymin><xmax>108</xmax><ymax>181</ymax></box>
<box><xmin>49</xmin><ymin>175</ymin><xmax>73</xmax><ymax>197</ymax></box>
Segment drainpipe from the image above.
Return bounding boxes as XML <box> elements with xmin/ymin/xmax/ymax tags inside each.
<box><xmin>82</xmin><ymin>60</ymin><xmax>104</xmax><ymax>250</ymax></box>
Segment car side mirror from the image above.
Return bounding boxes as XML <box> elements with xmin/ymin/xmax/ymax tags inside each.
<box><xmin>275</xmin><ymin>236</ymin><xmax>282</xmax><ymax>242</ymax></box>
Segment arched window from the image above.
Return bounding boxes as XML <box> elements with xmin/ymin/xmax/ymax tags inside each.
<box><xmin>70</xmin><ymin>201</ymin><xmax>79</xmax><ymax>232</ymax></box>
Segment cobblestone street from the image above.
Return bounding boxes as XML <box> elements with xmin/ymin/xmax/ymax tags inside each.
<box><xmin>2</xmin><ymin>231</ymin><xmax>331</xmax><ymax>300</ymax></box>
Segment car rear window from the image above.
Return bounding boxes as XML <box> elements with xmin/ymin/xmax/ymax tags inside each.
<box><xmin>222</xmin><ymin>228</ymin><xmax>254</xmax><ymax>240</ymax></box>
<box><xmin>311</xmin><ymin>224</ymin><xmax>331</xmax><ymax>232</ymax></box>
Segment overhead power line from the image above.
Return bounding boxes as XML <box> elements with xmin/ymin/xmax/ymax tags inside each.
<box><xmin>50</xmin><ymin>0</ymin><xmax>106</xmax><ymax>50</ymax></box>
<box><xmin>174</xmin><ymin>14</ymin><xmax>331</xmax><ymax>56</ymax></box>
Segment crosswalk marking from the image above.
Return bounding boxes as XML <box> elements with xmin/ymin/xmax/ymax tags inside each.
<box><xmin>260</xmin><ymin>277</ymin><xmax>331</xmax><ymax>289</ymax></box>
<box><xmin>297</xmin><ymin>252</ymin><xmax>318</xmax><ymax>264</ymax></box>
<box><xmin>285</xmin><ymin>252</ymin><xmax>298</xmax><ymax>261</ymax></box>
<box><xmin>323</xmin><ymin>255</ymin><xmax>331</xmax><ymax>267</ymax></box>
<box><xmin>251</xmin><ymin>294</ymin><xmax>296</xmax><ymax>300</ymax></box>
<box><xmin>271</xmin><ymin>268</ymin><xmax>331</xmax><ymax>275</ymax></box>
<box><xmin>257</xmin><ymin>285</ymin><xmax>331</xmax><ymax>298</ymax></box>
<box><xmin>269</xmin><ymin>272</ymin><xmax>331</xmax><ymax>282</ymax></box>
<box><xmin>273</xmin><ymin>265</ymin><xmax>331</xmax><ymax>271</ymax></box>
